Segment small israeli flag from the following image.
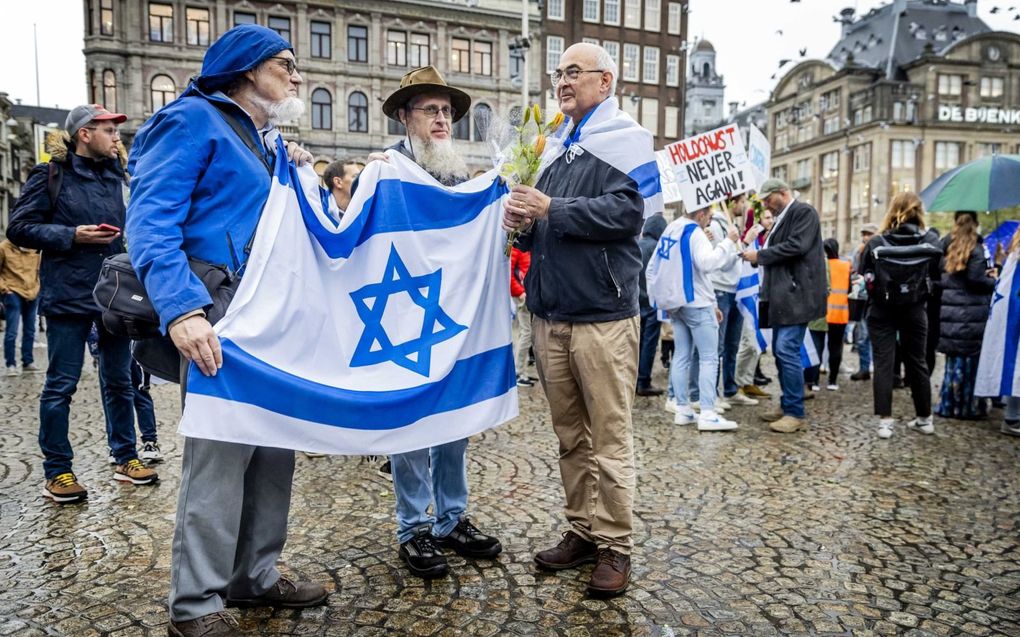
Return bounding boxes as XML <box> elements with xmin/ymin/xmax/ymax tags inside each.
<box><xmin>976</xmin><ymin>253</ymin><xmax>1020</xmax><ymax>398</ymax></box>
<box><xmin>735</xmin><ymin>261</ymin><xmax>768</xmax><ymax>353</ymax></box>
<box><xmin>178</xmin><ymin>140</ymin><xmax>518</xmax><ymax>455</ymax></box>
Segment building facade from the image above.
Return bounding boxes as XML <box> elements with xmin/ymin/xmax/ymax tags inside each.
<box><xmin>81</xmin><ymin>0</ymin><xmax>543</xmax><ymax>171</ymax></box>
<box><xmin>684</xmin><ymin>38</ymin><xmax>724</xmax><ymax>135</ymax></box>
<box><xmin>767</xmin><ymin>0</ymin><xmax>1020</xmax><ymax>248</ymax></box>
<box><xmin>540</xmin><ymin>0</ymin><xmax>689</xmax><ymax>148</ymax></box>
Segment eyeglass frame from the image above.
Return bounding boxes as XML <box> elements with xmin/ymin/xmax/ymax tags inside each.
<box><xmin>267</xmin><ymin>56</ymin><xmax>299</xmax><ymax>76</ymax></box>
<box><xmin>548</xmin><ymin>67</ymin><xmax>606</xmax><ymax>85</ymax></box>
<box><xmin>408</xmin><ymin>104</ymin><xmax>457</xmax><ymax>120</ymax></box>
<box><xmin>81</xmin><ymin>125</ymin><xmax>120</xmax><ymax>137</ymax></box>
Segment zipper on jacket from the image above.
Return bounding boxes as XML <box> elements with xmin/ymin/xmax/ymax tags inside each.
<box><xmin>602</xmin><ymin>249</ymin><xmax>622</xmax><ymax>298</ymax></box>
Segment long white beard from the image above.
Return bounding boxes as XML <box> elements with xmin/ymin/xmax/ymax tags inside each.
<box><xmin>249</xmin><ymin>95</ymin><xmax>305</xmax><ymax>125</ymax></box>
<box><xmin>410</xmin><ymin>134</ymin><xmax>469</xmax><ymax>185</ymax></box>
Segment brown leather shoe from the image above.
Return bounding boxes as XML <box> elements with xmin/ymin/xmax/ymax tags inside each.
<box><xmin>759</xmin><ymin>408</ymin><xmax>784</xmax><ymax>422</ymax></box>
<box><xmin>226</xmin><ymin>575</ymin><xmax>328</xmax><ymax>608</ymax></box>
<box><xmin>534</xmin><ymin>531</ymin><xmax>597</xmax><ymax>571</ymax></box>
<box><xmin>587</xmin><ymin>548</ymin><xmax>631</xmax><ymax>597</ymax></box>
<box><xmin>167</xmin><ymin>611</ymin><xmax>243</xmax><ymax>636</ymax></box>
<box><xmin>770</xmin><ymin>415</ymin><xmax>809</xmax><ymax>433</ymax></box>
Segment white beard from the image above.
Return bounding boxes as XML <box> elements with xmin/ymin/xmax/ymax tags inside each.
<box><xmin>249</xmin><ymin>95</ymin><xmax>305</xmax><ymax>125</ymax></box>
<box><xmin>410</xmin><ymin>134</ymin><xmax>469</xmax><ymax>185</ymax></box>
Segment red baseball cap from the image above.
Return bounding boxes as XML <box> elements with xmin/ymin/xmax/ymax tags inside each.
<box><xmin>65</xmin><ymin>104</ymin><xmax>127</xmax><ymax>137</ymax></box>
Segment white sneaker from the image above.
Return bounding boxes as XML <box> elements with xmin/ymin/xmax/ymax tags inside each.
<box><xmin>107</xmin><ymin>448</ymin><xmax>117</xmax><ymax>464</ymax></box>
<box><xmin>5</xmin><ymin>365</ymin><xmax>19</xmax><ymax>377</ymax></box>
<box><xmin>906</xmin><ymin>417</ymin><xmax>934</xmax><ymax>435</ymax></box>
<box><xmin>826</xmin><ymin>384</ymin><xmax>839</xmax><ymax>391</ymax></box>
<box><xmin>674</xmin><ymin>409</ymin><xmax>697</xmax><ymax>425</ymax></box>
<box><xmin>877</xmin><ymin>419</ymin><xmax>894</xmax><ymax>439</ymax></box>
<box><xmin>728</xmin><ymin>392</ymin><xmax>758</xmax><ymax>406</ymax></box>
<box><xmin>810</xmin><ymin>384</ymin><xmax>821</xmax><ymax>392</ymax></box>
<box><xmin>140</xmin><ymin>441</ymin><xmax>163</xmax><ymax>462</ymax></box>
<box><xmin>697</xmin><ymin>411</ymin><xmax>739</xmax><ymax>431</ymax></box>
<box><xmin>664</xmin><ymin>397</ymin><xmax>678</xmax><ymax>414</ymax></box>
<box><xmin>716</xmin><ymin>398</ymin><xmax>732</xmax><ymax>411</ymax></box>
<box><xmin>22</xmin><ymin>362</ymin><xmax>42</xmax><ymax>373</ymax></box>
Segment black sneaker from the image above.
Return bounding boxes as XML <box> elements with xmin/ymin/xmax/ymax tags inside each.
<box><xmin>850</xmin><ymin>370</ymin><xmax>871</xmax><ymax>381</ymax></box>
<box><xmin>435</xmin><ymin>517</ymin><xmax>502</xmax><ymax>559</ymax></box>
<box><xmin>377</xmin><ymin>460</ymin><xmax>392</xmax><ymax>481</ymax></box>
<box><xmin>753</xmin><ymin>373</ymin><xmax>772</xmax><ymax>386</ymax></box>
<box><xmin>399</xmin><ymin>529</ymin><xmax>449</xmax><ymax>578</ymax></box>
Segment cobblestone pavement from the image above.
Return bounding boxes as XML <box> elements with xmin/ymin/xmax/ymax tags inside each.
<box><xmin>1</xmin><ymin>345</ymin><xmax>1019</xmax><ymax>637</ymax></box>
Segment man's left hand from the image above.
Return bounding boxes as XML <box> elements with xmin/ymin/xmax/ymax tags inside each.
<box><xmin>286</xmin><ymin>141</ymin><xmax>313</xmax><ymax>166</ymax></box>
<box><xmin>508</xmin><ymin>185</ymin><xmax>551</xmax><ymax>224</ymax></box>
<box><xmin>742</xmin><ymin>248</ymin><xmax>759</xmax><ymax>265</ymax></box>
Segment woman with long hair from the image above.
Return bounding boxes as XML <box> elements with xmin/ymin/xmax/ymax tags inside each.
<box><xmin>935</xmin><ymin>211</ymin><xmax>998</xmax><ymax>419</ymax></box>
<box><xmin>859</xmin><ymin>192</ymin><xmax>942</xmax><ymax>439</ymax></box>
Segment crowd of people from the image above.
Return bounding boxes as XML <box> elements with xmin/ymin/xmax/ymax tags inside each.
<box><xmin>1</xmin><ymin>24</ymin><xmax>1017</xmax><ymax>637</ymax></box>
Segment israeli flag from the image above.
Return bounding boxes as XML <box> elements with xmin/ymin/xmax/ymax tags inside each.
<box><xmin>178</xmin><ymin>140</ymin><xmax>518</xmax><ymax>455</ymax></box>
<box><xmin>976</xmin><ymin>253</ymin><xmax>1020</xmax><ymax>397</ymax></box>
<box><xmin>800</xmin><ymin>332</ymin><xmax>821</xmax><ymax>369</ymax></box>
<box><xmin>735</xmin><ymin>261</ymin><xmax>768</xmax><ymax>353</ymax></box>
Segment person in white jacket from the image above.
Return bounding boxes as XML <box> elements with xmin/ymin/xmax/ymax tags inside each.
<box><xmin>647</xmin><ymin>206</ymin><xmax>740</xmax><ymax>431</ymax></box>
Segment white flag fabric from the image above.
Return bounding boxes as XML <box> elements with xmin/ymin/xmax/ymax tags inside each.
<box><xmin>178</xmin><ymin>141</ymin><xmax>518</xmax><ymax>455</ymax></box>
<box><xmin>975</xmin><ymin>253</ymin><xmax>1020</xmax><ymax>397</ymax></box>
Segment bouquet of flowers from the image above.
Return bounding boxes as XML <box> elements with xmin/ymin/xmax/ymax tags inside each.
<box><xmin>488</xmin><ymin>104</ymin><xmax>564</xmax><ymax>256</ymax></box>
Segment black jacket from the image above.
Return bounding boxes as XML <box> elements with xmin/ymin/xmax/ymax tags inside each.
<box><xmin>638</xmin><ymin>213</ymin><xmax>667</xmax><ymax>309</ymax></box>
<box><xmin>518</xmin><ymin>145</ymin><xmax>646</xmax><ymax>323</ymax></box>
<box><xmin>7</xmin><ymin>136</ymin><xmax>126</xmax><ymax>317</ymax></box>
<box><xmin>860</xmin><ymin>223</ymin><xmax>942</xmax><ymax>314</ymax></box>
<box><xmin>938</xmin><ymin>236</ymin><xmax>996</xmax><ymax>356</ymax></box>
<box><xmin>756</xmin><ymin>200</ymin><xmax>827</xmax><ymax>326</ymax></box>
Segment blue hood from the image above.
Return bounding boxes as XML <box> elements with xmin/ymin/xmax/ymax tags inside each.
<box><xmin>188</xmin><ymin>24</ymin><xmax>292</xmax><ymax>94</ymax></box>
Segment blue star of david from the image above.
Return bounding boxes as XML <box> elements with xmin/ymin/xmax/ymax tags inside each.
<box><xmin>992</xmin><ymin>290</ymin><xmax>1005</xmax><ymax>307</ymax></box>
<box><xmin>349</xmin><ymin>244</ymin><xmax>467</xmax><ymax>377</ymax></box>
<box><xmin>657</xmin><ymin>236</ymin><xmax>678</xmax><ymax>260</ymax></box>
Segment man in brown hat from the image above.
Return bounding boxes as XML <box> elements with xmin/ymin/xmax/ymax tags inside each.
<box><xmin>368</xmin><ymin>66</ymin><xmax>502</xmax><ymax>580</ymax></box>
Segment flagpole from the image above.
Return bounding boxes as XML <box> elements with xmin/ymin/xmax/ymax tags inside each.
<box><xmin>34</xmin><ymin>23</ymin><xmax>41</xmax><ymax>106</ymax></box>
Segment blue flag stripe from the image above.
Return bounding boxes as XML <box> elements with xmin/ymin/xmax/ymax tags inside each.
<box><xmin>680</xmin><ymin>224</ymin><xmax>697</xmax><ymax>303</ymax></box>
<box><xmin>1001</xmin><ymin>268</ymin><xmax>1020</xmax><ymax>396</ymax></box>
<box><xmin>628</xmin><ymin>160</ymin><xmax>662</xmax><ymax>199</ymax></box>
<box><xmin>188</xmin><ymin>339</ymin><xmax>516</xmax><ymax>430</ymax></box>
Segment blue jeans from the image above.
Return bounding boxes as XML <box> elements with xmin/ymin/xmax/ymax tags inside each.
<box><xmin>856</xmin><ymin>320</ymin><xmax>872</xmax><ymax>371</ymax></box>
<box><xmin>772</xmin><ymin>323</ymin><xmax>808</xmax><ymax>419</ymax></box>
<box><xmin>716</xmin><ymin>291</ymin><xmax>743</xmax><ymax>397</ymax></box>
<box><xmin>637</xmin><ymin>305</ymin><xmax>661</xmax><ymax>388</ymax></box>
<box><xmin>390</xmin><ymin>437</ymin><xmax>469</xmax><ymax>543</ymax></box>
<box><xmin>3</xmin><ymin>293</ymin><xmax>38</xmax><ymax>367</ymax></box>
<box><xmin>670</xmin><ymin>306</ymin><xmax>719</xmax><ymax>412</ymax></box>
<box><xmin>102</xmin><ymin>360</ymin><xmax>157</xmax><ymax>443</ymax></box>
<box><xmin>39</xmin><ymin>315</ymin><xmax>138</xmax><ymax>478</ymax></box>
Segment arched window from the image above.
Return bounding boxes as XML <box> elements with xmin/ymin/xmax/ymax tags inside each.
<box><xmin>311</xmin><ymin>88</ymin><xmax>332</xmax><ymax>130</ymax></box>
<box><xmin>702</xmin><ymin>62</ymin><xmax>710</xmax><ymax>78</ymax></box>
<box><xmin>453</xmin><ymin>108</ymin><xmax>470</xmax><ymax>140</ymax></box>
<box><xmin>150</xmin><ymin>74</ymin><xmax>176</xmax><ymax>111</ymax></box>
<box><xmin>348</xmin><ymin>91</ymin><xmax>368</xmax><ymax>133</ymax></box>
<box><xmin>102</xmin><ymin>70</ymin><xmax>117</xmax><ymax>112</ymax></box>
<box><xmin>472</xmin><ymin>103</ymin><xmax>492</xmax><ymax>141</ymax></box>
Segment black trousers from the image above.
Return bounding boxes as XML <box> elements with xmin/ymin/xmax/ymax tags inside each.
<box><xmin>804</xmin><ymin>323</ymin><xmax>848</xmax><ymax>386</ymax></box>
<box><xmin>867</xmin><ymin>303</ymin><xmax>932</xmax><ymax>418</ymax></box>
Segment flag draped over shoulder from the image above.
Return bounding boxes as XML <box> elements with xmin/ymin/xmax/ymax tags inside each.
<box><xmin>976</xmin><ymin>253</ymin><xmax>1020</xmax><ymax>397</ymax></box>
<box><xmin>178</xmin><ymin>140</ymin><xmax>518</xmax><ymax>455</ymax></box>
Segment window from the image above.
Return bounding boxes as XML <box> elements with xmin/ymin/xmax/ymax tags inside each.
<box><xmin>667</xmin><ymin>2</ymin><xmax>682</xmax><ymax>34</ymax></box>
<box><xmin>773</xmin><ymin>165</ymin><xmax>788</xmax><ymax>182</ymax></box>
<box><xmin>233</xmin><ymin>11</ymin><xmax>255</xmax><ymax>26</ymax></box>
<box><xmin>100</xmin><ymin>0</ymin><xmax>114</xmax><ymax>35</ymax></box>
<box><xmin>268</xmin><ymin>16</ymin><xmax>290</xmax><ymax>43</ymax></box>
<box><xmin>387</xmin><ymin>30</ymin><xmax>407</xmax><ymax>66</ymax></box>
<box><xmin>473</xmin><ymin>103</ymin><xmax>492</xmax><ymax>141</ymax></box>
<box><xmin>348</xmin><ymin>91</ymin><xmax>368</xmax><ymax>133</ymax></box>
<box><xmin>795</xmin><ymin>158</ymin><xmax>813</xmax><ymax>182</ymax></box>
<box><xmin>664</xmin><ymin>105</ymin><xmax>679</xmax><ymax>138</ymax></box>
<box><xmin>186</xmin><ymin>8</ymin><xmax>210</xmax><ymax>46</ymax></box>
<box><xmin>473</xmin><ymin>41</ymin><xmax>493</xmax><ymax>76</ymax></box>
<box><xmin>605</xmin><ymin>0</ymin><xmax>620</xmax><ymax>24</ymax></box>
<box><xmin>310</xmin><ymin>21</ymin><xmax>331</xmax><ymax>59</ymax></box>
<box><xmin>853</xmin><ymin>144</ymin><xmax>870</xmax><ymax>173</ymax></box>
<box><xmin>980</xmin><ymin>77</ymin><xmax>1004</xmax><ymax>98</ymax></box>
<box><xmin>890</xmin><ymin>140</ymin><xmax>911</xmax><ymax>168</ymax></box>
<box><xmin>819</xmin><ymin>89</ymin><xmax>840</xmax><ymax>112</ymax></box>
<box><xmin>102</xmin><ymin>69</ymin><xmax>117</xmax><ymax>112</ymax></box>
<box><xmin>852</xmin><ymin>106</ymin><xmax>872</xmax><ymax>125</ymax></box>
<box><xmin>821</xmin><ymin>152</ymin><xmax>839</xmax><ymax>179</ymax></box>
<box><xmin>641</xmin><ymin>97</ymin><xmax>658</xmax><ymax>135</ymax></box>
<box><xmin>410</xmin><ymin>33</ymin><xmax>429</xmax><ymax>67</ymax></box>
<box><xmin>546</xmin><ymin>36</ymin><xmax>564</xmax><ymax>74</ymax></box>
<box><xmin>583</xmin><ymin>0</ymin><xmax>600</xmax><ymax>22</ymax></box>
<box><xmin>583</xmin><ymin>37</ymin><xmax>600</xmax><ymax>45</ymax></box>
<box><xmin>644</xmin><ymin>0</ymin><xmax>660</xmax><ymax>31</ymax></box>
<box><xmin>975</xmin><ymin>142</ymin><xmax>1001</xmax><ymax>158</ymax></box>
<box><xmin>666</xmin><ymin>54</ymin><xmax>679</xmax><ymax>86</ymax></box>
<box><xmin>623</xmin><ymin>43</ymin><xmax>640</xmax><ymax>81</ymax></box>
<box><xmin>547</xmin><ymin>0</ymin><xmax>564</xmax><ymax>20</ymax></box>
<box><xmin>624</xmin><ymin>0</ymin><xmax>641</xmax><ymax>28</ymax></box>
<box><xmin>451</xmin><ymin>38</ymin><xmax>471</xmax><ymax>73</ymax></box>
<box><xmin>453</xmin><ymin>109</ymin><xmax>470</xmax><ymax>140</ymax></box>
<box><xmin>149</xmin><ymin>3</ymin><xmax>173</xmax><ymax>43</ymax></box>
<box><xmin>150</xmin><ymin>74</ymin><xmax>176</xmax><ymax>111</ymax></box>
<box><xmin>603</xmin><ymin>41</ymin><xmax>619</xmax><ymax>70</ymax></box>
<box><xmin>938</xmin><ymin>74</ymin><xmax>963</xmax><ymax>96</ymax></box>
<box><xmin>642</xmin><ymin>47</ymin><xmax>659</xmax><ymax>84</ymax></box>
<box><xmin>935</xmin><ymin>142</ymin><xmax>962</xmax><ymax>172</ymax></box>
<box><xmin>311</xmin><ymin>88</ymin><xmax>332</xmax><ymax>129</ymax></box>
<box><xmin>510</xmin><ymin>50</ymin><xmax>524</xmax><ymax>79</ymax></box>
<box><xmin>348</xmin><ymin>25</ymin><xmax>368</xmax><ymax>63</ymax></box>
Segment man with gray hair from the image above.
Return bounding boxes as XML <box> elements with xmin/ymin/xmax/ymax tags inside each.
<box><xmin>503</xmin><ymin>42</ymin><xmax>662</xmax><ymax>597</ymax></box>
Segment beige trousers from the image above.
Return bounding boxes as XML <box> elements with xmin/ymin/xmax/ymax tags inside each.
<box><xmin>514</xmin><ymin>296</ymin><xmax>533</xmax><ymax>374</ymax></box>
<box><xmin>532</xmin><ymin>316</ymin><xmax>639</xmax><ymax>554</ymax></box>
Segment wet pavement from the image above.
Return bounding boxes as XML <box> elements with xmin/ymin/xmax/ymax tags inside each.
<box><xmin>1</xmin><ymin>347</ymin><xmax>1018</xmax><ymax>636</ymax></box>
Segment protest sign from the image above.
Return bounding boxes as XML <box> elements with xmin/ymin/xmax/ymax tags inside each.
<box><xmin>655</xmin><ymin>150</ymin><xmax>682</xmax><ymax>204</ymax></box>
<box><xmin>663</xmin><ymin>125</ymin><xmax>752</xmax><ymax>209</ymax></box>
<box><xmin>747</xmin><ymin>124</ymin><xmax>771</xmax><ymax>190</ymax></box>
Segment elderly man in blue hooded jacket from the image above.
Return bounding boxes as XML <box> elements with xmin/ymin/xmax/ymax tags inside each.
<box><xmin>127</xmin><ymin>25</ymin><xmax>326</xmax><ymax>637</ymax></box>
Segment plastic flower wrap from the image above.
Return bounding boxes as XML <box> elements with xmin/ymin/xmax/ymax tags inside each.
<box><xmin>487</xmin><ymin>104</ymin><xmax>565</xmax><ymax>256</ymax></box>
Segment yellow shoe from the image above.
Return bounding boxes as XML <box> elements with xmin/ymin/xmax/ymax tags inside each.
<box><xmin>113</xmin><ymin>458</ymin><xmax>159</xmax><ymax>485</ymax></box>
<box><xmin>742</xmin><ymin>384</ymin><xmax>770</xmax><ymax>398</ymax></box>
<box><xmin>43</xmin><ymin>472</ymin><xmax>88</xmax><ymax>503</ymax></box>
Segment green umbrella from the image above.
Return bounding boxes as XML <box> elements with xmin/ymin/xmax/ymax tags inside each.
<box><xmin>920</xmin><ymin>154</ymin><xmax>1020</xmax><ymax>212</ymax></box>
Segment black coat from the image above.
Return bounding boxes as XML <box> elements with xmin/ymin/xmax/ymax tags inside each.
<box><xmin>938</xmin><ymin>236</ymin><xmax>996</xmax><ymax>356</ymax></box>
<box><xmin>7</xmin><ymin>139</ymin><xmax>126</xmax><ymax>317</ymax></box>
<box><xmin>756</xmin><ymin>200</ymin><xmax>827</xmax><ymax>326</ymax></box>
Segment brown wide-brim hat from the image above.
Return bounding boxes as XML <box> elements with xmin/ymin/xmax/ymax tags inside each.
<box><xmin>382</xmin><ymin>66</ymin><xmax>471</xmax><ymax>123</ymax></box>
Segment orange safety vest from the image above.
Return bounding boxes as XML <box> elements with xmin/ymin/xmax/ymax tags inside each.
<box><xmin>827</xmin><ymin>258</ymin><xmax>851</xmax><ymax>324</ymax></box>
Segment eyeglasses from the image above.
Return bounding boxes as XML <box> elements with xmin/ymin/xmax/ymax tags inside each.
<box><xmin>268</xmin><ymin>56</ymin><xmax>299</xmax><ymax>76</ymax></box>
<box><xmin>548</xmin><ymin>68</ymin><xmax>605</xmax><ymax>85</ymax></box>
<box><xmin>82</xmin><ymin>126</ymin><xmax>120</xmax><ymax>137</ymax></box>
<box><xmin>410</xmin><ymin>105</ymin><xmax>456</xmax><ymax>120</ymax></box>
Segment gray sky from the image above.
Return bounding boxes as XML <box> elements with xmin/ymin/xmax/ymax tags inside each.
<box><xmin>1</xmin><ymin>0</ymin><xmax>1018</xmax><ymax>112</ymax></box>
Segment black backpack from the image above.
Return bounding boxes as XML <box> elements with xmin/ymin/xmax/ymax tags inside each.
<box><xmin>869</xmin><ymin>235</ymin><xmax>943</xmax><ymax>306</ymax></box>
